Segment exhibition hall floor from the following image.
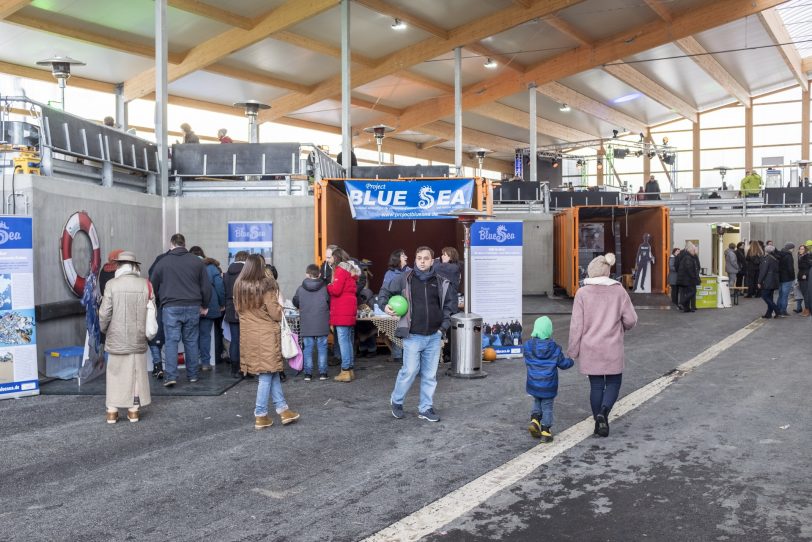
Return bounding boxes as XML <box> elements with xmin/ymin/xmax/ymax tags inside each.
<box><xmin>1</xmin><ymin>296</ymin><xmax>809</xmax><ymax>541</ymax></box>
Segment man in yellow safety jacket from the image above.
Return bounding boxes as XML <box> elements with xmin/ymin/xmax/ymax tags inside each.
<box><xmin>740</xmin><ymin>170</ymin><xmax>762</xmax><ymax>197</ymax></box>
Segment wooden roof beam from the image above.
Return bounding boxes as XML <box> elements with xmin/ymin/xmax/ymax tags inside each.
<box><xmin>674</xmin><ymin>37</ymin><xmax>751</xmax><ymax>106</ymax></box>
<box><xmin>0</xmin><ymin>0</ymin><xmax>29</xmax><ymax>19</ymax></box>
<box><xmin>641</xmin><ymin>0</ymin><xmax>672</xmax><ymax>22</ymax></box>
<box><xmin>0</xmin><ymin>60</ymin><xmax>115</xmax><ymax>93</ymax></box>
<box><xmin>167</xmin><ymin>0</ymin><xmax>254</xmax><ymax>30</ymax></box>
<box><xmin>758</xmin><ymin>8</ymin><xmax>807</xmax><ymax>87</ymax></box>
<box><xmin>354</xmin><ymin>0</ymin><xmax>448</xmax><ymax>39</ymax></box>
<box><xmin>356</xmin><ymin>137</ymin><xmax>513</xmax><ymax>174</ymax></box>
<box><xmin>261</xmin><ymin>0</ymin><xmax>589</xmax><ymax>122</ymax></box>
<box><xmin>603</xmin><ymin>62</ymin><xmax>697</xmax><ymax>122</ymax></box>
<box><xmin>418</xmin><ymin>137</ymin><xmax>447</xmax><ymax>150</ymax></box>
<box><xmin>123</xmin><ymin>0</ymin><xmax>339</xmax><ymax>101</ymax></box>
<box><xmin>543</xmin><ymin>16</ymin><xmax>592</xmax><ymax>46</ymax></box>
<box><xmin>465</xmin><ymin>42</ymin><xmax>525</xmax><ymax>74</ymax></box>
<box><xmin>803</xmin><ymin>56</ymin><xmax>812</xmax><ymax>74</ymax></box>
<box><xmin>204</xmin><ymin>64</ymin><xmax>314</xmax><ymax>94</ymax></box>
<box><xmin>537</xmin><ymin>81</ymin><xmax>647</xmax><ymax>133</ymax></box>
<box><xmin>513</xmin><ymin>0</ymin><xmax>533</xmax><ymax>8</ymax></box>
<box><xmin>418</xmin><ymin>121</ymin><xmax>526</xmax><ymax>154</ymax></box>
<box><xmin>388</xmin><ymin>0</ymin><xmax>783</xmax><ymax>136</ymax></box>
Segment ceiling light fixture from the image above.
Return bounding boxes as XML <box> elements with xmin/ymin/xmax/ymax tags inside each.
<box><xmin>559</xmin><ymin>103</ymin><xmax>571</xmax><ymax>112</ymax></box>
<box><xmin>391</xmin><ymin>18</ymin><xmax>407</xmax><ymax>30</ymax></box>
<box><xmin>483</xmin><ymin>58</ymin><xmax>498</xmax><ymax>69</ymax></box>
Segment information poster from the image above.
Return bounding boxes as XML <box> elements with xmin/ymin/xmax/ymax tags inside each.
<box><xmin>0</xmin><ymin>216</ymin><xmax>38</xmax><ymax>400</ymax></box>
<box><xmin>227</xmin><ymin>222</ymin><xmax>273</xmax><ymax>265</ymax></box>
<box><xmin>470</xmin><ymin>221</ymin><xmax>523</xmax><ymax>358</ymax></box>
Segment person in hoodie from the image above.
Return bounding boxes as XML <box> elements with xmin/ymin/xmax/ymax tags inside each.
<box><xmin>149</xmin><ymin>233</ymin><xmax>211</xmax><ymax>387</ymax></box>
<box><xmin>524</xmin><ymin>316</ymin><xmax>574</xmax><ymax>443</ymax></box>
<box><xmin>223</xmin><ymin>251</ymin><xmax>248</xmax><ymax>378</ymax></box>
<box><xmin>189</xmin><ymin>247</ymin><xmax>226</xmax><ymax>373</ymax></box>
<box><xmin>380</xmin><ymin>249</ymin><xmax>411</xmax><ymax>362</ymax></box>
<box><xmin>327</xmin><ymin>247</ymin><xmax>360</xmax><ymax>383</ymax></box>
<box><xmin>293</xmin><ymin>264</ymin><xmax>331</xmax><ymax>381</ymax></box>
<box><xmin>567</xmin><ymin>253</ymin><xmax>638</xmax><ymax>438</ymax></box>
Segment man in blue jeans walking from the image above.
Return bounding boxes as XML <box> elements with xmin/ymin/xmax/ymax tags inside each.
<box><xmin>150</xmin><ymin>233</ymin><xmax>211</xmax><ymax>387</ymax></box>
<box><xmin>379</xmin><ymin>246</ymin><xmax>456</xmax><ymax>422</ymax></box>
<box><xmin>775</xmin><ymin>242</ymin><xmax>795</xmax><ymax>316</ymax></box>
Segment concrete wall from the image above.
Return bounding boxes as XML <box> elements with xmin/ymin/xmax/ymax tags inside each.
<box><xmin>494</xmin><ymin>213</ymin><xmax>555</xmax><ymax>296</ymax></box>
<box><xmin>672</xmin><ymin>215</ymin><xmax>812</xmax><ymax>249</ymax></box>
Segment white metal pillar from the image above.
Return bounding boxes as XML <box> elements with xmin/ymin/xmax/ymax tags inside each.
<box><xmin>454</xmin><ymin>47</ymin><xmax>462</xmax><ymax>176</ymax></box>
<box><xmin>340</xmin><ymin>0</ymin><xmax>351</xmax><ymax>178</ymax></box>
<box><xmin>529</xmin><ymin>83</ymin><xmax>537</xmax><ymax>183</ymax></box>
<box><xmin>115</xmin><ymin>83</ymin><xmax>128</xmax><ymax>130</ymax></box>
<box><xmin>155</xmin><ymin>0</ymin><xmax>169</xmax><ymax>197</ymax></box>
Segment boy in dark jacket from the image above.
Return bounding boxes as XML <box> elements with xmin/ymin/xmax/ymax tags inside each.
<box><xmin>293</xmin><ymin>264</ymin><xmax>331</xmax><ymax>381</ymax></box>
<box><xmin>524</xmin><ymin>316</ymin><xmax>574</xmax><ymax>442</ymax></box>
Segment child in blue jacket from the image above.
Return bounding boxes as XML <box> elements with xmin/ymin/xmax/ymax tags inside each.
<box><xmin>524</xmin><ymin>316</ymin><xmax>573</xmax><ymax>442</ymax></box>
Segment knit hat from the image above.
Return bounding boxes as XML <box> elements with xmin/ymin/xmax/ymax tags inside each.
<box><xmin>765</xmin><ymin>245</ymin><xmax>776</xmax><ymax>253</ymax></box>
<box><xmin>783</xmin><ymin>242</ymin><xmax>795</xmax><ymax>251</ymax></box>
<box><xmin>531</xmin><ymin>316</ymin><xmax>553</xmax><ymax>340</ymax></box>
<box><xmin>587</xmin><ymin>253</ymin><xmax>616</xmax><ymax>278</ymax></box>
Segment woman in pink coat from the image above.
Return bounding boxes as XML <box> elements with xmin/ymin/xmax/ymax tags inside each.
<box><xmin>567</xmin><ymin>253</ymin><xmax>638</xmax><ymax>437</ymax></box>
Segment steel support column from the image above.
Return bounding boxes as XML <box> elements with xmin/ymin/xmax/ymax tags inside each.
<box><xmin>529</xmin><ymin>83</ymin><xmax>537</xmax><ymax>183</ymax></box>
<box><xmin>155</xmin><ymin>0</ymin><xmax>169</xmax><ymax>197</ymax></box>
<box><xmin>340</xmin><ymin>0</ymin><xmax>351</xmax><ymax>178</ymax></box>
<box><xmin>454</xmin><ymin>47</ymin><xmax>462</xmax><ymax>176</ymax></box>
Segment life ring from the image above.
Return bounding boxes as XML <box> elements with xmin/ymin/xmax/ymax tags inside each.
<box><xmin>60</xmin><ymin>211</ymin><xmax>102</xmax><ymax>297</ymax></box>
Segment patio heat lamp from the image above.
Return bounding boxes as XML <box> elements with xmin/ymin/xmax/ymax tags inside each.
<box><xmin>363</xmin><ymin>124</ymin><xmax>394</xmax><ymax>165</ymax></box>
<box><xmin>36</xmin><ymin>55</ymin><xmax>85</xmax><ymax>111</ymax></box>
<box><xmin>474</xmin><ymin>149</ymin><xmax>490</xmax><ymax>178</ymax></box>
<box><xmin>234</xmin><ymin>100</ymin><xmax>270</xmax><ymax>143</ymax></box>
<box><xmin>442</xmin><ymin>207</ymin><xmax>494</xmax><ymax>379</ymax></box>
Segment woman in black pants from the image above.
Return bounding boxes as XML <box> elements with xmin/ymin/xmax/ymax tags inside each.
<box><xmin>744</xmin><ymin>241</ymin><xmax>764</xmax><ymax>298</ymax></box>
<box><xmin>668</xmin><ymin>248</ymin><xmax>681</xmax><ymax>306</ymax></box>
<box><xmin>676</xmin><ymin>242</ymin><xmax>700</xmax><ymax>312</ymax></box>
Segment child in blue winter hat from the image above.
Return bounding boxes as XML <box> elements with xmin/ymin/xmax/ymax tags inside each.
<box><xmin>524</xmin><ymin>316</ymin><xmax>574</xmax><ymax>442</ymax></box>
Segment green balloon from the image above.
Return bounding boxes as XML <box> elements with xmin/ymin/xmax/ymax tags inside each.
<box><xmin>388</xmin><ymin>295</ymin><xmax>409</xmax><ymax>317</ymax></box>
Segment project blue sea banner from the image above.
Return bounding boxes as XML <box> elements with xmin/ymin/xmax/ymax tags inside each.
<box><xmin>470</xmin><ymin>221</ymin><xmax>524</xmax><ymax>358</ymax></box>
<box><xmin>227</xmin><ymin>222</ymin><xmax>273</xmax><ymax>265</ymax></box>
<box><xmin>344</xmin><ymin>179</ymin><xmax>474</xmax><ymax>220</ymax></box>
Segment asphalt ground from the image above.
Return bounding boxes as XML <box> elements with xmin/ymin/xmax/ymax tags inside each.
<box><xmin>1</xmin><ymin>295</ymin><xmax>808</xmax><ymax>541</ymax></box>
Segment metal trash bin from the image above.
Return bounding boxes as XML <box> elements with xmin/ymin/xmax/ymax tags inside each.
<box><xmin>446</xmin><ymin>313</ymin><xmax>486</xmax><ymax>379</ymax></box>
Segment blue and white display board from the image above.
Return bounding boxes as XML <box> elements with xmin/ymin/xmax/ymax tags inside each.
<box><xmin>344</xmin><ymin>179</ymin><xmax>474</xmax><ymax>220</ymax></box>
<box><xmin>0</xmin><ymin>216</ymin><xmax>38</xmax><ymax>399</ymax></box>
<box><xmin>227</xmin><ymin>222</ymin><xmax>273</xmax><ymax>265</ymax></box>
<box><xmin>470</xmin><ymin>221</ymin><xmax>523</xmax><ymax>358</ymax></box>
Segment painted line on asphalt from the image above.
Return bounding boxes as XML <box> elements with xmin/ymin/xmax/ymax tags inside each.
<box><xmin>364</xmin><ymin>318</ymin><xmax>764</xmax><ymax>542</ymax></box>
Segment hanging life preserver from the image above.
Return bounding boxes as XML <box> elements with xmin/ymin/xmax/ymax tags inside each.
<box><xmin>60</xmin><ymin>211</ymin><xmax>102</xmax><ymax>297</ymax></box>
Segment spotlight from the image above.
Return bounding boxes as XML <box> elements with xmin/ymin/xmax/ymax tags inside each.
<box><xmin>552</xmin><ymin>157</ymin><xmax>559</xmax><ymax>168</ymax></box>
<box><xmin>647</xmin><ymin>150</ymin><xmax>656</xmax><ymax>159</ymax></box>
<box><xmin>483</xmin><ymin>58</ymin><xmax>498</xmax><ymax>69</ymax></box>
<box><xmin>634</xmin><ymin>150</ymin><xmax>643</xmax><ymax>158</ymax></box>
<box><xmin>612</xmin><ymin>129</ymin><xmax>619</xmax><ymax>138</ymax></box>
<box><xmin>559</xmin><ymin>103</ymin><xmax>571</xmax><ymax>112</ymax></box>
<box><xmin>391</xmin><ymin>18</ymin><xmax>407</xmax><ymax>30</ymax></box>
<box><xmin>663</xmin><ymin>152</ymin><xmax>675</xmax><ymax>165</ymax></box>
<box><xmin>576</xmin><ymin>159</ymin><xmax>584</xmax><ymax>170</ymax></box>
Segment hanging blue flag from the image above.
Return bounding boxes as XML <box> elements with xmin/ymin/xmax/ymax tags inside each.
<box><xmin>344</xmin><ymin>179</ymin><xmax>474</xmax><ymax>220</ymax></box>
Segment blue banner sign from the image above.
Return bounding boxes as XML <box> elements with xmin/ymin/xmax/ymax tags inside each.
<box><xmin>471</xmin><ymin>221</ymin><xmax>523</xmax><ymax>247</ymax></box>
<box><xmin>344</xmin><ymin>179</ymin><xmax>474</xmax><ymax>220</ymax></box>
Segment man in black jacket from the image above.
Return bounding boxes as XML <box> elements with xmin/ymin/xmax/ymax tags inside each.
<box><xmin>758</xmin><ymin>245</ymin><xmax>781</xmax><ymax>319</ymax></box>
<box><xmin>775</xmin><ymin>243</ymin><xmax>795</xmax><ymax>317</ymax></box>
<box><xmin>150</xmin><ymin>233</ymin><xmax>211</xmax><ymax>387</ymax></box>
<box><xmin>676</xmin><ymin>242</ymin><xmax>700</xmax><ymax>312</ymax></box>
<box><xmin>379</xmin><ymin>246</ymin><xmax>456</xmax><ymax>423</ymax></box>
<box><xmin>223</xmin><ymin>251</ymin><xmax>248</xmax><ymax>378</ymax></box>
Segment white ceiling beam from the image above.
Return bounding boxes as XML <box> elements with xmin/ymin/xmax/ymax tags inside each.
<box><xmin>123</xmin><ymin>0</ymin><xmax>339</xmax><ymax>101</ymax></box>
<box><xmin>603</xmin><ymin>62</ymin><xmax>697</xmax><ymax>123</ymax></box>
<box><xmin>0</xmin><ymin>0</ymin><xmax>29</xmax><ymax>19</ymax></box>
<box><xmin>674</xmin><ymin>37</ymin><xmax>751</xmax><ymax>107</ymax></box>
<box><xmin>537</xmin><ymin>81</ymin><xmax>647</xmax><ymax>133</ymax></box>
<box><xmin>758</xmin><ymin>8</ymin><xmax>807</xmax><ymax>87</ymax></box>
<box><xmin>354</xmin><ymin>0</ymin><xmax>448</xmax><ymax>39</ymax></box>
<box><xmin>390</xmin><ymin>0</ymin><xmax>783</xmax><ymax>135</ymax></box>
<box><xmin>543</xmin><ymin>16</ymin><xmax>592</xmax><ymax>46</ymax></box>
<box><xmin>261</xmin><ymin>0</ymin><xmax>588</xmax><ymax>122</ymax></box>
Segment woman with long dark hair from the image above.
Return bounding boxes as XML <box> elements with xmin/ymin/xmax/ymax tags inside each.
<box><xmin>381</xmin><ymin>249</ymin><xmax>410</xmax><ymax>362</ymax></box>
<box><xmin>234</xmin><ymin>254</ymin><xmax>299</xmax><ymax>429</ymax></box>
<box><xmin>745</xmin><ymin>241</ymin><xmax>764</xmax><ymax>298</ymax></box>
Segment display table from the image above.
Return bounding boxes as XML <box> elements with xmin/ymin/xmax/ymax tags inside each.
<box><xmin>360</xmin><ymin>316</ymin><xmax>402</xmax><ymax>348</ymax></box>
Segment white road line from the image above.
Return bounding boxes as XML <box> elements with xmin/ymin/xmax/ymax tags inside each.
<box><xmin>364</xmin><ymin>319</ymin><xmax>764</xmax><ymax>542</ymax></box>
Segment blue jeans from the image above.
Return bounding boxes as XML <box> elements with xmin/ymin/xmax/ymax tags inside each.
<box><xmin>149</xmin><ymin>344</ymin><xmax>162</xmax><ymax>368</ymax></box>
<box><xmin>589</xmin><ymin>374</ymin><xmax>623</xmax><ymax>418</ymax></box>
<box><xmin>761</xmin><ymin>288</ymin><xmax>779</xmax><ymax>317</ymax></box>
<box><xmin>390</xmin><ymin>342</ymin><xmax>403</xmax><ymax>360</ymax></box>
<box><xmin>303</xmin><ymin>336</ymin><xmax>328</xmax><ymax>376</ymax></box>
<box><xmin>391</xmin><ymin>331</ymin><xmax>442</xmax><ymax>412</ymax></box>
<box><xmin>255</xmin><ymin>372</ymin><xmax>287</xmax><ymax>416</ymax></box>
<box><xmin>532</xmin><ymin>397</ymin><xmax>555</xmax><ymax>428</ymax></box>
<box><xmin>335</xmin><ymin>326</ymin><xmax>355</xmax><ymax>370</ymax></box>
<box><xmin>777</xmin><ymin>281</ymin><xmax>792</xmax><ymax>314</ymax></box>
<box><xmin>198</xmin><ymin>317</ymin><xmax>214</xmax><ymax>368</ymax></box>
<box><xmin>163</xmin><ymin>305</ymin><xmax>201</xmax><ymax>382</ymax></box>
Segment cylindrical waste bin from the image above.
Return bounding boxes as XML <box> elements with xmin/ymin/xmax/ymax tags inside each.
<box><xmin>446</xmin><ymin>313</ymin><xmax>486</xmax><ymax>379</ymax></box>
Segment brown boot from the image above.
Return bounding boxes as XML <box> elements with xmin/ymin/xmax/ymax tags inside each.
<box><xmin>280</xmin><ymin>409</ymin><xmax>300</xmax><ymax>425</ymax></box>
<box><xmin>334</xmin><ymin>369</ymin><xmax>353</xmax><ymax>382</ymax></box>
<box><xmin>349</xmin><ymin>369</ymin><xmax>356</xmax><ymax>380</ymax></box>
<box><xmin>254</xmin><ymin>415</ymin><xmax>273</xmax><ymax>429</ymax></box>
<box><xmin>127</xmin><ymin>409</ymin><xmax>140</xmax><ymax>423</ymax></box>
<box><xmin>106</xmin><ymin>411</ymin><xmax>118</xmax><ymax>424</ymax></box>
<box><xmin>802</xmin><ymin>309</ymin><xmax>810</xmax><ymax>317</ymax></box>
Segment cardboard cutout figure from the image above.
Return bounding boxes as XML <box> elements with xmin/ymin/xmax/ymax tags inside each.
<box><xmin>633</xmin><ymin>233</ymin><xmax>655</xmax><ymax>293</ymax></box>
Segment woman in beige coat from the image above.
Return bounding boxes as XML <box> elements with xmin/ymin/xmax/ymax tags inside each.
<box><xmin>99</xmin><ymin>251</ymin><xmax>157</xmax><ymax>423</ymax></box>
<box><xmin>234</xmin><ymin>254</ymin><xmax>300</xmax><ymax>429</ymax></box>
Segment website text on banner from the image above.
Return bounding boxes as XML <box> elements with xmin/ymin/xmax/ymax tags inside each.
<box><xmin>344</xmin><ymin>179</ymin><xmax>474</xmax><ymax>220</ymax></box>
<box><xmin>0</xmin><ymin>216</ymin><xmax>38</xmax><ymax>400</ymax></box>
<box><xmin>471</xmin><ymin>221</ymin><xmax>523</xmax><ymax>358</ymax></box>
<box><xmin>227</xmin><ymin>222</ymin><xmax>273</xmax><ymax>265</ymax></box>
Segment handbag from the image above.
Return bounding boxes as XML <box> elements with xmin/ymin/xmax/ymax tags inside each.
<box><xmin>280</xmin><ymin>315</ymin><xmax>299</xmax><ymax>359</ymax></box>
<box><xmin>287</xmin><ymin>331</ymin><xmax>303</xmax><ymax>372</ymax></box>
<box><xmin>146</xmin><ymin>281</ymin><xmax>158</xmax><ymax>340</ymax></box>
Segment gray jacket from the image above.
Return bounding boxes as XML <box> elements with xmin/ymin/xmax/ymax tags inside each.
<box><xmin>724</xmin><ymin>248</ymin><xmax>740</xmax><ymax>275</ymax></box>
<box><xmin>292</xmin><ymin>278</ymin><xmax>330</xmax><ymax>337</ymax></box>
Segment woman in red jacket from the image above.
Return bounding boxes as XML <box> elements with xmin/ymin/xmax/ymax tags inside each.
<box><xmin>327</xmin><ymin>248</ymin><xmax>360</xmax><ymax>382</ymax></box>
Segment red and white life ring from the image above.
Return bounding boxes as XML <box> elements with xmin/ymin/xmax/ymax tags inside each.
<box><xmin>60</xmin><ymin>211</ymin><xmax>102</xmax><ymax>297</ymax></box>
